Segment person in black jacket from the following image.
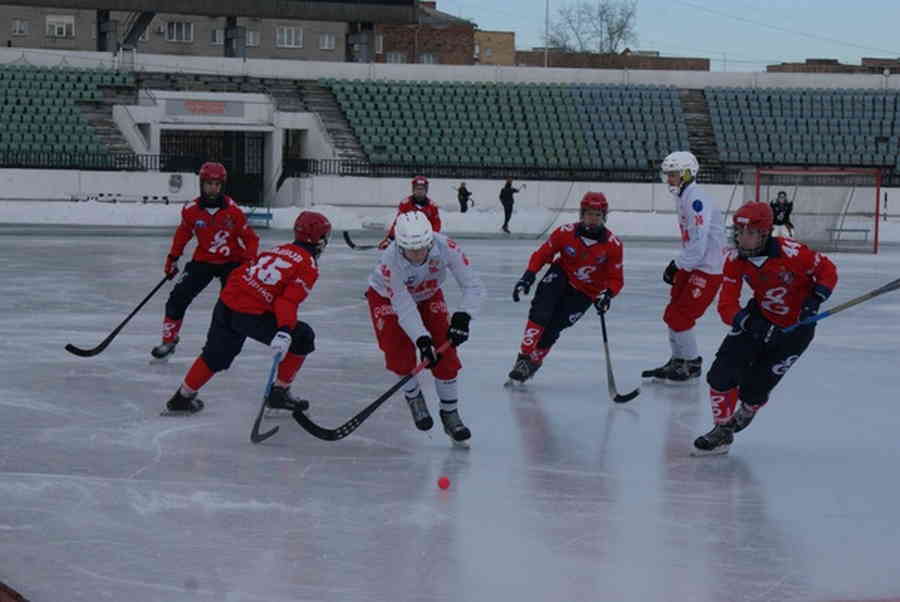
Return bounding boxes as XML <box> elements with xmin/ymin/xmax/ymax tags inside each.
<box><xmin>499</xmin><ymin>178</ymin><xmax>524</xmax><ymax>233</ymax></box>
<box><xmin>454</xmin><ymin>182</ymin><xmax>472</xmax><ymax>213</ymax></box>
<box><xmin>770</xmin><ymin>190</ymin><xmax>795</xmax><ymax>237</ymax></box>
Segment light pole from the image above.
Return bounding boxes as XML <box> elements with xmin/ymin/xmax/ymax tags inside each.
<box><xmin>544</xmin><ymin>0</ymin><xmax>550</xmax><ymax>68</ymax></box>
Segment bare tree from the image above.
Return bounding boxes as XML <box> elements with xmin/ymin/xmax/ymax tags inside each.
<box><xmin>547</xmin><ymin>0</ymin><xmax>638</xmax><ymax>54</ymax></box>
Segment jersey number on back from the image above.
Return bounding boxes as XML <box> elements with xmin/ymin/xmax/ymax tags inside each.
<box><xmin>247</xmin><ymin>256</ymin><xmax>292</xmax><ymax>285</ymax></box>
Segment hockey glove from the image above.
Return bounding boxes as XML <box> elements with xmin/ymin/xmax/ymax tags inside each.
<box><xmin>447</xmin><ymin>312</ymin><xmax>471</xmax><ymax>347</ymax></box>
<box><xmin>799</xmin><ymin>284</ymin><xmax>832</xmax><ymax>321</ymax></box>
<box><xmin>512</xmin><ymin>270</ymin><xmax>536</xmax><ymax>302</ymax></box>
<box><xmin>377</xmin><ymin>236</ymin><xmax>392</xmax><ymax>250</ymax></box>
<box><xmin>416</xmin><ymin>335</ymin><xmax>440</xmax><ymax>368</ymax></box>
<box><xmin>164</xmin><ymin>254</ymin><xmax>180</xmax><ymax>278</ymax></box>
<box><xmin>593</xmin><ymin>290</ymin><xmax>613</xmax><ymax>315</ymax></box>
<box><xmin>662</xmin><ymin>260</ymin><xmax>679</xmax><ymax>286</ymax></box>
<box><xmin>270</xmin><ymin>329</ymin><xmax>292</xmax><ymax>357</ymax></box>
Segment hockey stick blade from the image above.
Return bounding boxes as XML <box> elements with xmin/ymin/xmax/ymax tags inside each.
<box><xmin>65</xmin><ymin>273</ymin><xmax>174</xmax><ymax>358</ymax></box>
<box><xmin>250</xmin><ymin>354</ymin><xmax>282</xmax><ymax>444</ymax></box>
<box><xmin>293</xmin><ymin>342</ymin><xmax>452</xmax><ymax>442</ymax></box>
<box><xmin>613</xmin><ymin>387</ymin><xmax>641</xmax><ymax>403</ymax></box>
<box><xmin>342</xmin><ymin>231</ymin><xmax>377</xmax><ymax>251</ymax></box>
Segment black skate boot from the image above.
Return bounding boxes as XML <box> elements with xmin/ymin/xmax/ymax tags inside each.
<box><xmin>691</xmin><ymin>424</ymin><xmax>734</xmax><ymax>456</ymax></box>
<box><xmin>160</xmin><ymin>389</ymin><xmax>204</xmax><ymax>416</ymax></box>
<box><xmin>666</xmin><ymin>357</ymin><xmax>702</xmax><ymax>384</ymax></box>
<box><xmin>440</xmin><ymin>409</ymin><xmax>471</xmax><ymax>445</ymax></box>
<box><xmin>727</xmin><ymin>402</ymin><xmax>757</xmax><ymax>434</ymax></box>
<box><xmin>150</xmin><ymin>337</ymin><xmax>179</xmax><ymax>362</ymax></box>
<box><xmin>266</xmin><ymin>385</ymin><xmax>310</xmax><ymax>413</ymax></box>
<box><xmin>506</xmin><ymin>353</ymin><xmax>541</xmax><ymax>385</ymax></box>
<box><xmin>641</xmin><ymin>357</ymin><xmax>675</xmax><ymax>380</ymax></box>
<box><xmin>406</xmin><ymin>392</ymin><xmax>433</xmax><ymax>431</ymax></box>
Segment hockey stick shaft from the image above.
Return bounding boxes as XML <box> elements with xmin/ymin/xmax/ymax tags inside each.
<box><xmin>784</xmin><ymin>276</ymin><xmax>900</xmax><ymax>333</ymax></box>
<box><xmin>250</xmin><ymin>353</ymin><xmax>281</xmax><ymax>444</ymax></box>
<box><xmin>599</xmin><ymin>310</ymin><xmax>640</xmax><ymax>403</ymax></box>
<box><xmin>64</xmin><ymin>272</ymin><xmax>175</xmax><ymax>357</ymax></box>
<box><xmin>342</xmin><ymin>231</ymin><xmax>376</xmax><ymax>251</ymax></box>
<box><xmin>293</xmin><ymin>341</ymin><xmax>452</xmax><ymax>441</ymax></box>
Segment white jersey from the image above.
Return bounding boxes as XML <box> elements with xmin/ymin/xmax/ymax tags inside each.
<box><xmin>368</xmin><ymin>233</ymin><xmax>486</xmax><ymax>343</ymax></box>
<box><xmin>673</xmin><ymin>181</ymin><xmax>726</xmax><ymax>275</ymax></box>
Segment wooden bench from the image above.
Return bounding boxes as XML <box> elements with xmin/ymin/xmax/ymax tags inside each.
<box><xmin>826</xmin><ymin>228</ymin><xmax>870</xmax><ymax>242</ymax></box>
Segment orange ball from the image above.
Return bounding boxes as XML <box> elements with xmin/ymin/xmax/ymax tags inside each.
<box><xmin>437</xmin><ymin>476</ymin><xmax>450</xmax><ymax>490</ymax></box>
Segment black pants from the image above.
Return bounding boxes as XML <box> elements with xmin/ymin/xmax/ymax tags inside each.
<box><xmin>201</xmin><ymin>300</ymin><xmax>316</xmax><ymax>372</ymax></box>
<box><xmin>528</xmin><ymin>264</ymin><xmax>592</xmax><ymax>351</ymax></box>
<box><xmin>459</xmin><ymin>198</ymin><xmax>469</xmax><ymax>213</ymax></box>
<box><xmin>501</xmin><ymin>200</ymin><xmax>513</xmax><ymax>230</ymax></box>
<box><xmin>706</xmin><ymin>325</ymin><xmax>815</xmax><ymax>407</ymax></box>
<box><xmin>164</xmin><ymin>260</ymin><xmax>241</xmax><ymax>321</ymax></box>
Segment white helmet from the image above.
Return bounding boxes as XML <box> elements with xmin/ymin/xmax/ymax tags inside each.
<box><xmin>394</xmin><ymin>211</ymin><xmax>434</xmax><ymax>250</ymax></box>
<box><xmin>661</xmin><ymin>151</ymin><xmax>699</xmax><ymax>194</ymax></box>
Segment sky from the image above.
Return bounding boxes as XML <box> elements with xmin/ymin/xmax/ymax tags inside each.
<box><xmin>445</xmin><ymin>0</ymin><xmax>900</xmax><ymax>72</ymax></box>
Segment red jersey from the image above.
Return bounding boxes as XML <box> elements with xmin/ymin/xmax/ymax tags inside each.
<box><xmin>220</xmin><ymin>243</ymin><xmax>319</xmax><ymax>330</ymax></box>
<box><xmin>718</xmin><ymin>237</ymin><xmax>838</xmax><ymax>329</ymax></box>
<box><xmin>386</xmin><ymin>197</ymin><xmax>442</xmax><ymax>239</ymax></box>
<box><xmin>526</xmin><ymin>223</ymin><xmax>624</xmax><ymax>300</ymax></box>
<box><xmin>168</xmin><ymin>196</ymin><xmax>260</xmax><ymax>264</ymax></box>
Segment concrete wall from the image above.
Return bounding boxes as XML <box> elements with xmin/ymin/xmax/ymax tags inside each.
<box><xmin>1</xmin><ymin>47</ymin><xmax>897</xmax><ymax>91</ymax></box>
<box><xmin>0</xmin><ymin>169</ymin><xmax>197</xmax><ymax>201</ymax></box>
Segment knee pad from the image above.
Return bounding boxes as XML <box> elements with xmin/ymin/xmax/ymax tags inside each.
<box><xmin>706</xmin><ymin>366</ymin><xmax>734</xmax><ymax>392</ymax></box>
<box><xmin>202</xmin><ymin>348</ymin><xmax>238</xmax><ymax>373</ymax></box>
<box><xmin>289</xmin><ymin>322</ymin><xmax>315</xmax><ymax>355</ymax></box>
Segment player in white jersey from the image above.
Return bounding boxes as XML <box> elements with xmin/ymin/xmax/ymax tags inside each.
<box><xmin>642</xmin><ymin>151</ymin><xmax>727</xmax><ymax>383</ymax></box>
<box><xmin>366</xmin><ymin>212</ymin><xmax>486</xmax><ymax>444</ymax></box>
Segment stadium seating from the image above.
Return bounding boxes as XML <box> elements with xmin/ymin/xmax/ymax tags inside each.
<box><xmin>0</xmin><ymin>64</ymin><xmax>133</xmax><ymax>158</ymax></box>
<box><xmin>707</xmin><ymin>87</ymin><xmax>900</xmax><ymax>169</ymax></box>
<box><xmin>320</xmin><ymin>78</ymin><xmax>690</xmax><ymax>170</ymax></box>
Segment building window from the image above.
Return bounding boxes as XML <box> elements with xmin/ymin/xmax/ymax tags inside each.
<box><xmin>474</xmin><ymin>42</ymin><xmax>479</xmax><ymax>59</ymax></box>
<box><xmin>484</xmin><ymin>47</ymin><xmax>493</xmax><ymax>58</ymax></box>
<box><xmin>45</xmin><ymin>15</ymin><xmax>75</xmax><ymax>39</ymax></box>
<box><xmin>319</xmin><ymin>32</ymin><xmax>336</xmax><ymax>50</ymax></box>
<box><xmin>418</xmin><ymin>52</ymin><xmax>438</xmax><ymax>65</ymax></box>
<box><xmin>166</xmin><ymin>22</ymin><xmax>193</xmax><ymax>42</ymax></box>
<box><xmin>211</xmin><ymin>28</ymin><xmax>224</xmax><ymax>45</ymax></box>
<box><xmin>375</xmin><ymin>33</ymin><xmax>384</xmax><ymax>54</ymax></box>
<box><xmin>275</xmin><ymin>26</ymin><xmax>303</xmax><ymax>48</ymax></box>
<box><xmin>246</xmin><ymin>29</ymin><xmax>259</xmax><ymax>47</ymax></box>
<box><xmin>385</xmin><ymin>51</ymin><xmax>407</xmax><ymax>64</ymax></box>
<box><xmin>11</xmin><ymin>19</ymin><xmax>30</xmax><ymax>36</ymax></box>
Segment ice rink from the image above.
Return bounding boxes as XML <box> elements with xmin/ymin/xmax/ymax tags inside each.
<box><xmin>2</xmin><ymin>229</ymin><xmax>899</xmax><ymax>602</ymax></box>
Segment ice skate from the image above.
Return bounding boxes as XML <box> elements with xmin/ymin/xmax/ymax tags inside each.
<box><xmin>406</xmin><ymin>391</ymin><xmax>433</xmax><ymax>431</ymax></box>
<box><xmin>440</xmin><ymin>409</ymin><xmax>471</xmax><ymax>447</ymax></box>
<box><xmin>505</xmin><ymin>353</ymin><xmax>541</xmax><ymax>386</ymax></box>
<box><xmin>691</xmin><ymin>424</ymin><xmax>734</xmax><ymax>456</ymax></box>
<box><xmin>160</xmin><ymin>389</ymin><xmax>204</xmax><ymax>416</ymax></box>
<box><xmin>727</xmin><ymin>402</ymin><xmax>757</xmax><ymax>434</ymax></box>
<box><xmin>150</xmin><ymin>336</ymin><xmax>179</xmax><ymax>363</ymax></box>
<box><xmin>265</xmin><ymin>385</ymin><xmax>310</xmax><ymax>416</ymax></box>
<box><xmin>642</xmin><ymin>357</ymin><xmax>701</xmax><ymax>384</ymax></box>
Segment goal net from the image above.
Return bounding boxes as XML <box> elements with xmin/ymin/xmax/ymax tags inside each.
<box><xmin>754</xmin><ymin>168</ymin><xmax>881</xmax><ymax>254</ymax></box>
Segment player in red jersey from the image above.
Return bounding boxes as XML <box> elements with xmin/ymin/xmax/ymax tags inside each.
<box><xmin>151</xmin><ymin>162</ymin><xmax>260</xmax><ymax>361</ymax></box>
<box><xmin>506</xmin><ymin>192</ymin><xmax>624</xmax><ymax>384</ymax></box>
<box><xmin>692</xmin><ymin>202</ymin><xmax>838</xmax><ymax>455</ymax></box>
<box><xmin>161</xmin><ymin>211</ymin><xmax>331</xmax><ymax>415</ymax></box>
<box><xmin>377</xmin><ymin>175</ymin><xmax>442</xmax><ymax>250</ymax></box>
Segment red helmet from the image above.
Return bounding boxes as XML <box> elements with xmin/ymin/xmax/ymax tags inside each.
<box><xmin>294</xmin><ymin>211</ymin><xmax>332</xmax><ymax>246</ymax></box>
<box><xmin>733</xmin><ymin>202</ymin><xmax>773</xmax><ymax>231</ymax></box>
<box><xmin>411</xmin><ymin>175</ymin><xmax>429</xmax><ymax>192</ymax></box>
<box><xmin>199</xmin><ymin>162</ymin><xmax>227</xmax><ymax>183</ymax></box>
<box><xmin>581</xmin><ymin>192</ymin><xmax>609</xmax><ymax>212</ymax></box>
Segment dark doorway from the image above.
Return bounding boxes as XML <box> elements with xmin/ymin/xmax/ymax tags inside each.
<box><xmin>161</xmin><ymin>130</ymin><xmax>266</xmax><ymax>206</ymax></box>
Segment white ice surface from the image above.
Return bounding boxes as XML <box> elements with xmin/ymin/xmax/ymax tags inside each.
<box><xmin>2</xmin><ymin>230</ymin><xmax>900</xmax><ymax>602</ymax></box>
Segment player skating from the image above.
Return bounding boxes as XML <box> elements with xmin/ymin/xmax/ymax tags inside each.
<box><xmin>377</xmin><ymin>175</ymin><xmax>442</xmax><ymax>249</ymax></box>
<box><xmin>151</xmin><ymin>162</ymin><xmax>259</xmax><ymax>361</ymax></box>
<box><xmin>366</xmin><ymin>212</ymin><xmax>485</xmax><ymax>445</ymax></box>
<box><xmin>642</xmin><ymin>151</ymin><xmax>726</xmax><ymax>383</ymax></box>
<box><xmin>507</xmin><ymin>192</ymin><xmax>624</xmax><ymax>385</ymax></box>
<box><xmin>692</xmin><ymin>202</ymin><xmax>837</xmax><ymax>455</ymax></box>
<box><xmin>161</xmin><ymin>212</ymin><xmax>331</xmax><ymax>415</ymax></box>
<box><xmin>770</xmin><ymin>190</ymin><xmax>795</xmax><ymax>238</ymax></box>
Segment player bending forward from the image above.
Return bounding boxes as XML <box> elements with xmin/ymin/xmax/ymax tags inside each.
<box><xmin>507</xmin><ymin>192</ymin><xmax>624</xmax><ymax>384</ymax></box>
<box><xmin>366</xmin><ymin>212</ymin><xmax>485</xmax><ymax>444</ymax></box>
<box><xmin>692</xmin><ymin>202</ymin><xmax>837</xmax><ymax>455</ymax></box>
<box><xmin>152</xmin><ymin>162</ymin><xmax>259</xmax><ymax>361</ymax></box>
<box><xmin>161</xmin><ymin>212</ymin><xmax>331</xmax><ymax>415</ymax></box>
